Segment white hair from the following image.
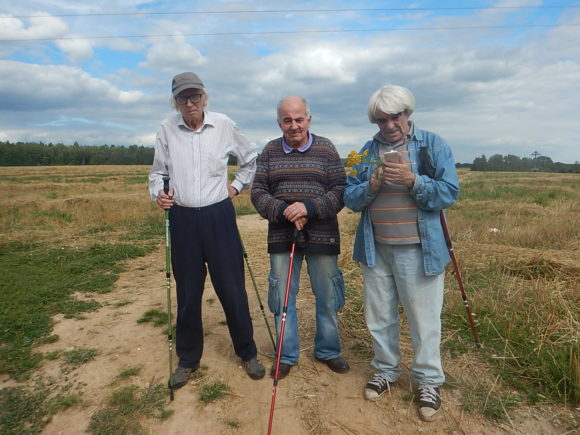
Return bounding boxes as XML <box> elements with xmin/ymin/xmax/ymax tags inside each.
<box><xmin>277</xmin><ymin>96</ymin><xmax>310</xmax><ymax>122</ymax></box>
<box><xmin>367</xmin><ymin>85</ymin><xmax>415</xmax><ymax>123</ymax></box>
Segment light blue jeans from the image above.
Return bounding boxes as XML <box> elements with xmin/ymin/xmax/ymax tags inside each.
<box><xmin>268</xmin><ymin>252</ymin><xmax>345</xmax><ymax>365</ymax></box>
<box><xmin>363</xmin><ymin>243</ymin><xmax>445</xmax><ymax>386</ymax></box>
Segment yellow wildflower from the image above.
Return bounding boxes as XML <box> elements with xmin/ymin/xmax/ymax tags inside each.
<box><xmin>347</xmin><ymin>148</ymin><xmax>381</xmax><ymax>177</ymax></box>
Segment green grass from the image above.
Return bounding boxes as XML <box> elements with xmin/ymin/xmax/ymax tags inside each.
<box><xmin>63</xmin><ymin>348</ymin><xmax>98</xmax><ymax>368</ymax></box>
<box><xmin>0</xmin><ymin>242</ymin><xmax>154</xmax><ymax>380</ymax></box>
<box><xmin>198</xmin><ymin>381</ymin><xmax>230</xmax><ymax>403</ymax></box>
<box><xmin>460</xmin><ymin>178</ymin><xmax>577</xmax><ymax>204</ymax></box>
<box><xmin>137</xmin><ymin>309</ymin><xmax>168</xmax><ymax>327</ymax></box>
<box><xmin>461</xmin><ymin>385</ymin><xmax>523</xmax><ymax>422</ymax></box>
<box><xmin>222</xmin><ymin>417</ymin><xmax>241</xmax><ymax>428</ymax></box>
<box><xmin>87</xmin><ymin>384</ymin><xmax>172</xmax><ymax>434</ymax></box>
<box><xmin>442</xmin><ymin>263</ymin><xmax>578</xmax><ymax>405</ymax></box>
<box><xmin>116</xmin><ymin>366</ymin><xmax>142</xmax><ymax>380</ymax></box>
<box><xmin>0</xmin><ymin>382</ymin><xmax>80</xmax><ymax>434</ymax></box>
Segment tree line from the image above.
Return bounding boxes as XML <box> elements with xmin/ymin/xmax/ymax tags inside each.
<box><xmin>1</xmin><ymin>141</ymin><xmax>578</xmax><ymax>172</ymax></box>
<box><xmin>0</xmin><ymin>141</ymin><xmax>155</xmax><ymax>166</ymax></box>
<box><xmin>471</xmin><ymin>154</ymin><xmax>579</xmax><ymax>173</ymax></box>
<box><xmin>0</xmin><ymin>141</ymin><xmax>244</xmax><ymax>166</ymax></box>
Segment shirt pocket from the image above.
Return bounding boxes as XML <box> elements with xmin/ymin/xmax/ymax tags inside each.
<box><xmin>207</xmin><ymin>153</ymin><xmax>227</xmax><ymax>177</ymax></box>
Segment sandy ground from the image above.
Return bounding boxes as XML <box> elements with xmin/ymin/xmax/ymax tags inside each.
<box><xmin>3</xmin><ymin>213</ymin><xmax>574</xmax><ymax>435</ymax></box>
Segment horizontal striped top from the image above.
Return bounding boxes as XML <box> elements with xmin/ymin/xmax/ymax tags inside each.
<box><xmin>251</xmin><ymin>134</ymin><xmax>346</xmax><ymax>254</ymax></box>
<box><xmin>370</xmin><ymin>148</ymin><xmax>419</xmax><ymax>245</ymax></box>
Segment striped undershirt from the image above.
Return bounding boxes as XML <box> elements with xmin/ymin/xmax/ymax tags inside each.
<box><xmin>370</xmin><ymin>138</ymin><xmax>420</xmax><ymax>245</ymax></box>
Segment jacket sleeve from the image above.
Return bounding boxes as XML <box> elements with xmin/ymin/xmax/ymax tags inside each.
<box><xmin>410</xmin><ymin>134</ymin><xmax>459</xmax><ymax>210</ymax></box>
<box><xmin>344</xmin><ymin>143</ymin><xmax>378</xmax><ymax>212</ymax></box>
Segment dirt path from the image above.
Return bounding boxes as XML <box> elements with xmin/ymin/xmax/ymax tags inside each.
<box><xmin>24</xmin><ymin>213</ymin><xmax>571</xmax><ymax>434</ymax></box>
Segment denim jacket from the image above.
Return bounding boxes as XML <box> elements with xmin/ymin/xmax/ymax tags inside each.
<box><xmin>344</xmin><ymin>125</ymin><xmax>459</xmax><ymax>275</ymax></box>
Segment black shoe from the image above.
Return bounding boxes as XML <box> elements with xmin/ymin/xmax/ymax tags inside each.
<box><xmin>170</xmin><ymin>363</ymin><xmax>199</xmax><ymax>390</ymax></box>
<box><xmin>243</xmin><ymin>357</ymin><xmax>266</xmax><ymax>380</ymax></box>
<box><xmin>270</xmin><ymin>362</ymin><xmax>292</xmax><ymax>379</ymax></box>
<box><xmin>315</xmin><ymin>356</ymin><xmax>350</xmax><ymax>373</ymax></box>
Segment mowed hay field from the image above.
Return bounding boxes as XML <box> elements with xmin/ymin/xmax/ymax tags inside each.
<box><xmin>0</xmin><ymin>165</ymin><xmax>578</xmax><ymax>433</ymax></box>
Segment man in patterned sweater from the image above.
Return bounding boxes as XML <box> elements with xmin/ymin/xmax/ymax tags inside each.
<box><xmin>251</xmin><ymin>96</ymin><xmax>349</xmax><ymax>379</ymax></box>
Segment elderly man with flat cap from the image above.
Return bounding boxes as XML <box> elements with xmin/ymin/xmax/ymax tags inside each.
<box><xmin>149</xmin><ymin>72</ymin><xmax>265</xmax><ymax>388</ymax></box>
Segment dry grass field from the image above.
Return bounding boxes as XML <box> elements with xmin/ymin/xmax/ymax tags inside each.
<box><xmin>0</xmin><ymin>165</ymin><xmax>578</xmax><ymax>434</ymax></box>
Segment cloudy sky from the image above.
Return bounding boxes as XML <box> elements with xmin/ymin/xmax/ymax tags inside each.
<box><xmin>1</xmin><ymin>0</ymin><xmax>579</xmax><ymax>163</ymax></box>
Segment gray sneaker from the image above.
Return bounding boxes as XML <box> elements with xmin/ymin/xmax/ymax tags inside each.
<box><xmin>171</xmin><ymin>364</ymin><xmax>198</xmax><ymax>390</ymax></box>
<box><xmin>243</xmin><ymin>357</ymin><xmax>265</xmax><ymax>380</ymax></box>
<box><xmin>418</xmin><ymin>385</ymin><xmax>442</xmax><ymax>421</ymax></box>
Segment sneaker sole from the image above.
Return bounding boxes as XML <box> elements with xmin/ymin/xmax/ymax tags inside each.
<box><xmin>419</xmin><ymin>405</ymin><xmax>443</xmax><ymax>422</ymax></box>
<box><xmin>364</xmin><ymin>389</ymin><xmax>384</xmax><ymax>401</ymax></box>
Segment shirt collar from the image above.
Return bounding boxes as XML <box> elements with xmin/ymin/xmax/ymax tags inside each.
<box><xmin>282</xmin><ymin>132</ymin><xmax>313</xmax><ymax>154</ymax></box>
<box><xmin>374</xmin><ymin>122</ymin><xmax>415</xmax><ymax>149</ymax></box>
<box><xmin>178</xmin><ymin>111</ymin><xmax>214</xmax><ymax>131</ymax></box>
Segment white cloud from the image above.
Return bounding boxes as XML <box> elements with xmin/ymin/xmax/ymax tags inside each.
<box><xmin>0</xmin><ymin>13</ymin><xmax>68</xmax><ymax>40</ymax></box>
<box><xmin>139</xmin><ymin>35</ymin><xmax>208</xmax><ymax>73</ymax></box>
<box><xmin>56</xmin><ymin>38</ymin><xmax>94</xmax><ymax>63</ymax></box>
<box><xmin>0</xmin><ymin>60</ymin><xmax>144</xmax><ymax>110</ymax></box>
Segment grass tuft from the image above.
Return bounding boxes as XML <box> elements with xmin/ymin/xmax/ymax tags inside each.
<box><xmin>63</xmin><ymin>348</ymin><xmax>98</xmax><ymax>368</ymax></box>
<box><xmin>137</xmin><ymin>309</ymin><xmax>168</xmax><ymax>327</ymax></box>
<box><xmin>88</xmin><ymin>383</ymin><xmax>170</xmax><ymax>434</ymax></box>
<box><xmin>198</xmin><ymin>381</ymin><xmax>230</xmax><ymax>403</ymax></box>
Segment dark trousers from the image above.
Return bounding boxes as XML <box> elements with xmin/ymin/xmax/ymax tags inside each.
<box><xmin>169</xmin><ymin>199</ymin><xmax>257</xmax><ymax>368</ymax></box>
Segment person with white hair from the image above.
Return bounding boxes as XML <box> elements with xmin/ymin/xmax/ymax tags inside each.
<box><xmin>344</xmin><ymin>85</ymin><xmax>459</xmax><ymax>421</ymax></box>
<box><xmin>149</xmin><ymin>72</ymin><xmax>265</xmax><ymax>389</ymax></box>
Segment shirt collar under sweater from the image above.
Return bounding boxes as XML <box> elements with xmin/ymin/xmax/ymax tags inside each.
<box><xmin>282</xmin><ymin>132</ymin><xmax>314</xmax><ymax>153</ymax></box>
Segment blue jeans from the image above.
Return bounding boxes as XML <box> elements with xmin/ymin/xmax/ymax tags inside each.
<box><xmin>362</xmin><ymin>244</ymin><xmax>445</xmax><ymax>386</ymax></box>
<box><xmin>268</xmin><ymin>252</ymin><xmax>345</xmax><ymax>365</ymax></box>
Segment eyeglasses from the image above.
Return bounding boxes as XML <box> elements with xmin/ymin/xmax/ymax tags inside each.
<box><xmin>376</xmin><ymin>112</ymin><xmax>403</xmax><ymax>124</ymax></box>
<box><xmin>280</xmin><ymin>116</ymin><xmax>309</xmax><ymax>126</ymax></box>
<box><xmin>175</xmin><ymin>94</ymin><xmax>203</xmax><ymax>105</ymax></box>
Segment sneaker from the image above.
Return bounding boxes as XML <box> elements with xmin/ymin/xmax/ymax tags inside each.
<box><xmin>243</xmin><ymin>357</ymin><xmax>265</xmax><ymax>380</ymax></box>
<box><xmin>170</xmin><ymin>364</ymin><xmax>198</xmax><ymax>390</ymax></box>
<box><xmin>418</xmin><ymin>386</ymin><xmax>442</xmax><ymax>421</ymax></box>
<box><xmin>364</xmin><ymin>373</ymin><xmax>392</xmax><ymax>401</ymax></box>
<box><xmin>270</xmin><ymin>362</ymin><xmax>292</xmax><ymax>380</ymax></box>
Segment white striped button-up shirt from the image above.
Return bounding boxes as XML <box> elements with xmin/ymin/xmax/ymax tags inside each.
<box><xmin>149</xmin><ymin>111</ymin><xmax>257</xmax><ymax>208</ymax></box>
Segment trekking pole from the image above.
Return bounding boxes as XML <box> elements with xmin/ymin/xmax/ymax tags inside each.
<box><xmin>163</xmin><ymin>176</ymin><xmax>175</xmax><ymax>400</ymax></box>
<box><xmin>237</xmin><ymin>229</ymin><xmax>276</xmax><ymax>352</ymax></box>
<box><xmin>439</xmin><ymin>210</ymin><xmax>481</xmax><ymax>349</ymax></box>
<box><xmin>267</xmin><ymin>228</ymin><xmax>299</xmax><ymax>435</ymax></box>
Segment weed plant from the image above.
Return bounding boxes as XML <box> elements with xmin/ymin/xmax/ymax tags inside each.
<box><xmin>198</xmin><ymin>381</ymin><xmax>230</xmax><ymax>403</ymax></box>
<box><xmin>87</xmin><ymin>384</ymin><xmax>171</xmax><ymax>434</ymax></box>
<box><xmin>116</xmin><ymin>366</ymin><xmax>142</xmax><ymax>380</ymax></box>
<box><xmin>0</xmin><ymin>381</ymin><xmax>79</xmax><ymax>434</ymax></box>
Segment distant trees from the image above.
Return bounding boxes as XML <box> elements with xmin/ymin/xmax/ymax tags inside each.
<box><xmin>471</xmin><ymin>153</ymin><xmax>579</xmax><ymax>173</ymax></box>
<box><xmin>0</xmin><ymin>141</ymin><xmax>155</xmax><ymax>166</ymax></box>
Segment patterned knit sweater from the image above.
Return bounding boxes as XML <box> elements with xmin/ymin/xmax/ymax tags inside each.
<box><xmin>251</xmin><ymin>134</ymin><xmax>346</xmax><ymax>254</ymax></box>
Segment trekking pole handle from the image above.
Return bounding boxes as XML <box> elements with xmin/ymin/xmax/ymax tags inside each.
<box><xmin>163</xmin><ymin>176</ymin><xmax>170</xmax><ymax>195</ymax></box>
<box><xmin>291</xmin><ymin>227</ymin><xmax>299</xmax><ymax>244</ymax></box>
